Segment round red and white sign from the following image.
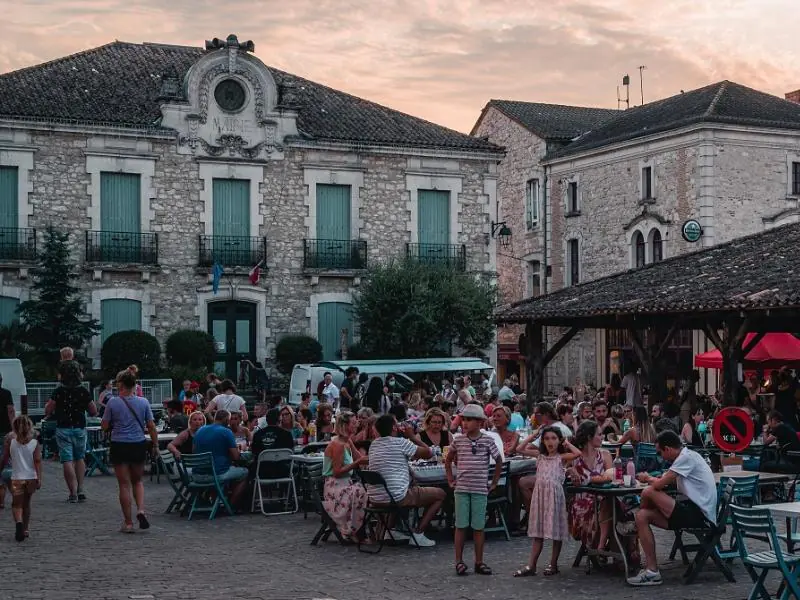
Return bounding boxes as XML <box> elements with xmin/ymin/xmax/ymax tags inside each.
<box><xmin>711</xmin><ymin>407</ymin><xmax>755</xmax><ymax>453</ymax></box>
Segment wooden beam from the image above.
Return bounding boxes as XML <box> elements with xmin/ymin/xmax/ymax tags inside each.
<box><xmin>733</xmin><ymin>317</ymin><xmax>751</xmax><ymax>348</ymax></box>
<box><xmin>627</xmin><ymin>328</ymin><xmax>651</xmax><ymax>377</ymax></box>
<box><xmin>704</xmin><ymin>324</ymin><xmax>724</xmax><ymax>351</ymax></box>
<box><xmin>654</xmin><ymin>320</ymin><xmax>681</xmax><ymax>360</ymax></box>
<box><xmin>524</xmin><ymin>323</ymin><xmax>544</xmax><ymax>414</ymax></box>
<box><xmin>742</xmin><ymin>331</ymin><xmax>765</xmax><ymax>356</ymax></box>
<box><xmin>542</xmin><ymin>327</ymin><xmax>580</xmax><ymax>367</ymax></box>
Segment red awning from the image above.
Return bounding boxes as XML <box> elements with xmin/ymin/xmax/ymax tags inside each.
<box><xmin>694</xmin><ymin>333</ymin><xmax>800</xmax><ymax>370</ymax></box>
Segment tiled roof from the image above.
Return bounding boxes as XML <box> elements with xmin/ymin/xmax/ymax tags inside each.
<box><xmin>548</xmin><ymin>81</ymin><xmax>800</xmax><ymax>159</ymax></box>
<box><xmin>0</xmin><ymin>41</ymin><xmax>501</xmax><ymax>153</ymax></box>
<box><xmin>496</xmin><ymin>222</ymin><xmax>800</xmax><ymax>324</ymax></box>
<box><xmin>475</xmin><ymin>100</ymin><xmax>618</xmax><ymax>141</ymax></box>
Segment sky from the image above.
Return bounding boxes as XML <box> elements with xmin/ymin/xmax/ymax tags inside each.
<box><xmin>1</xmin><ymin>0</ymin><xmax>798</xmax><ymax>133</ymax></box>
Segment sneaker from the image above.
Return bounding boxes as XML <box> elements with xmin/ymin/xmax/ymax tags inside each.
<box><xmin>67</xmin><ymin>495</ymin><xmax>78</xmax><ymax>504</ymax></box>
<box><xmin>77</xmin><ymin>491</ymin><xmax>87</xmax><ymax>503</ymax></box>
<box><xmin>409</xmin><ymin>532</ymin><xmax>436</xmax><ymax>547</ymax></box>
<box><xmin>627</xmin><ymin>569</ymin><xmax>663</xmax><ymax>586</ymax></box>
<box><xmin>385</xmin><ymin>530</ymin><xmax>410</xmax><ymax>541</ymax></box>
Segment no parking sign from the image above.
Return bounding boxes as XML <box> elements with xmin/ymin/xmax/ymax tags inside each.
<box><xmin>711</xmin><ymin>407</ymin><xmax>755</xmax><ymax>452</ymax></box>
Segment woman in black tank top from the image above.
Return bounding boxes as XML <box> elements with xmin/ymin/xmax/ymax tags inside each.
<box><xmin>419</xmin><ymin>408</ymin><xmax>452</xmax><ymax>450</ymax></box>
<box><xmin>167</xmin><ymin>411</ymin><xmax>207</xmax><ymax>458</ymax></box>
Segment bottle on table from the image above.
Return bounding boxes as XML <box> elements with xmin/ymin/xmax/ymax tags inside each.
<box><xmin>308</xmin><ymin>422</ymin><xmax>317</xmax><ymax>443</ymax></box>
<box><xmin>626</xmin><ymin>459</ymin><xmax>636</xmax><ymax>486</ymax></box>
<box><xmin>614</xmin><ymin>456</ymin><xmax>623</xmax><ymax>482</ymax></box>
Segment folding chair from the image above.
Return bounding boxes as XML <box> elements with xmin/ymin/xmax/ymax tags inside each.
<box><xmin>300</xmin><ymin>461</ymin><xmax>324</xmax><ymax>519</ymax></box>
<box><xmin>39</xmin><ymin>420</ymin><xmax>58</xmax><ymax>460</ymax></box>
<box><xmin>251</xmin><ymin>449</ymin><xmax>298</xmax><ymax>516</ymax></box>
<box><xmin>181</xmin><ymin>453</ymin><xmax>236</xmax><ymax>521</ymax></box>
<box><xmin>484</xmin><ymin>461</ymin><xmax>512</xmax><ymax>541</ymax></box>
<box><xmin>310</xmin><ymin>473</ymin><xmax>348</xmax><ymax>547</ymax></box>
<box><xmin>716</xmin><ymin>475</ymin><xmax>759</xmax><ymax>561</ymax></box>
<box><xmin>635</xmin><ymin>443</ymin><xmax>660</xmax><ymax>472</ymax></box>
<box><xmin>158</xmin><ymin>450</ymin><xmax>190</xmax><ymax>514</ymax></box>
<box><xmin>667</xmin><ymin>478</ymin><xmax>736</xmax><ymax>584</ymax></box>
<box><xmin>84</xmin><ymin>428</ymin><xmax>111</xmax><ymax>476</ymax></box>
<box><xmin>730</xmin><ymin>505</ymin><xmax>800</xmax><ymax>600</ymax></box>
<box><xmin>358</xmin><ymin>470</ymin><xmax>420</xmax><ymax>554</ymax></box>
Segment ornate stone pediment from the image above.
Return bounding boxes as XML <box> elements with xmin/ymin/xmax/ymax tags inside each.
<box><xmin>160</xmin><ymin>34</ymin><xmax>297</xmax><ymax>161</ymax></box>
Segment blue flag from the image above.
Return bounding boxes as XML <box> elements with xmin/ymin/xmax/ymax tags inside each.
<box><xmin>212</xmin><ymin>262</ymin><xmax>224</xmax><ymax>295</ymax></box>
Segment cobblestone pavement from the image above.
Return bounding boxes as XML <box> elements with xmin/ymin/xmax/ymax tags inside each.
<box><xmin>0</xmin><ymin>460</ymin><xmax>787</xmax><ymax>600</ymax></box>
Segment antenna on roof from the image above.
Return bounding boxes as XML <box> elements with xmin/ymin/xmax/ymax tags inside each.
<box><xmin>617</xmin><ymin>74</ymin><xmax>630</xmax><ymax>110</ymax></box>
<box><xmin>638</xmin><ymin>65</ymin><xmax>647</xmax><ymax>105</ymax></box>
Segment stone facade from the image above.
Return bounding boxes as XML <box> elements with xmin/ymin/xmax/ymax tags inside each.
<box><xmin>0</xmin><ymin>41</ymin><xmax>500</xmax><ymax>374</ymax></box>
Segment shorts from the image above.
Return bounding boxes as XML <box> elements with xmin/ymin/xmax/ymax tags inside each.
<box><xmin>10</xmin><ymin>479</ymin><xmax>37</xmax><ymax>497</ymax></box>
<box><xmin>668</xmin><ymin>499</ymin><xmax>708</xmax><ymax>530</ymax></box>
<box><xmin>56</xmin><ymin>428</ymin><xmax>87</xmax><ymax>463</ymax></box>
<box><xmin>110</xmin><ymin>441</ymin><xmax>149</xmax><ymax>466</ymax></box>
<box><xmin>195</xmin><ymin>466</ymin><xmax>249</xmax><ymax>484</ymax></box>
<box><xmin>398</xmin><ymin>485</ymin><xmax>447</xmax><ymax>507</ymax></box>
<box><xmin>454</xmin><ymin>491</ymin><xmax>488</xmax><ymax>530</ymax></box>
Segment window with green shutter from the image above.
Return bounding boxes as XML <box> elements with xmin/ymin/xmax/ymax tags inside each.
<box><xmin>100</xmin><ymin>173</ymin><xmax>141</xmax><ymax>262</ymax></box>
<box><xmin>417</xmin><ymin>189</ymin><xmax>450</xmax><ymax>264</ymax></box>
<box><xmin>101</xmin><ymin>299</ymin><xmax>142</xmax><ymax>343</ymax></box>
<box><xmin>315</xmin><ymin>184</ymin><xmax>351</xmax><ymax>268</ymax></box>
<box><xmin>317</xmin><ymin>302</ymin><xmax>353</xmax><ymax>361</ymax></box>
<box><xmin>0</xmin><ymin>296</ymin><xmax>19</xmax><ymax>327</ymax></box>
<box><xmin>212</xmin><ymin>179</ymin><xmax>250</xmax><ymax>265</ymax></box>
<box><xmin>0</xmin><ymin>167</ymin><xmax>18</xmax><ymax>230</ymax></box>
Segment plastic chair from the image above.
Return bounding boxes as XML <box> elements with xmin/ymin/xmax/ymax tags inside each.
<box><xmin>730</xmin><ymin>505</ymin><xmax>800</xmax><ymax>600</ymax></box>
<box><xmin>668</xmin><ymin>478</ymin><xmax>736</xmax><ymax>584</ymax></box>
<box><xmin>251</xmin><ymin>449</ymin><xmax>298</xmax><ymax>516</ymax></box>
<box><xmin>484</xmin><ymin>461</ymin><xmax>512</xmax><ymax>541</ymax></box>
<box><xmin>158</xmin><ymin>450</ymin><xmax>190</xmax><ymax>514</ymax></box>
<box><xmin>181</xmin><ymin>453</ymin><xmax>235</xmax><ymax>521</ymax></box>
<box><xmin>84</xmin><ymin>428</ymin><xmax>111</xmax><ymax>476</ymax></box>
<box><xmin>359</xmin><ymin>469</ymin><xmax>420</xmax><ymax>553</ymax></box>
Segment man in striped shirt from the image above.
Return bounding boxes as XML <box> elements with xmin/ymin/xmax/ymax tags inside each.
<box><xmin>367</xmin><ymin>415</ymin><xmax>446</xmax><ymax>547</ymax></box>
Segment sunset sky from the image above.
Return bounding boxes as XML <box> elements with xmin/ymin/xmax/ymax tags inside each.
<box><xmin>2</xmin><ymin>0</ymin><xmax>797</xmax><ymax>133</ymax></box>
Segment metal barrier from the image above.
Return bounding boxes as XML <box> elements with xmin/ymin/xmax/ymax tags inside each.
<box><xmin>26</xmin><ymin>379</ymin><xmax>173</xmax><ymax>416</ymax></box>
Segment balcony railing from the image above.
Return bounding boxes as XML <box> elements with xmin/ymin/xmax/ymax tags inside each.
<box><xmin>0</xmin><ymin>227</ymin><xmax>36</xmax><ymax>261</ymax></box>
<box><xmin>198</xmin><ymin>235</ymin><xmax>266</xmax><ymax>267</ymax></box>
<box><xmin>303</xmin><ymin>239</ymin><xmax>367</xmax><ymax>270</ymax></box>
<box><xmin>85</xmin><ymin>231</ymin><xmax>158</xmax><ymax>265</ymax></box>
<box><xmin>406</xmin><ymin>243</ymin><xmax>467</xmax><ymax>271</ymax></box>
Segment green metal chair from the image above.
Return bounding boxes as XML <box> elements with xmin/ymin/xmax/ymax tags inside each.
<box><xmin>158</xmin><ymin>450</ymin><xmax>190</xmax><ymax>514</ymax></box>
<box><xmin>716</xmin><ymin>474</ymin><xmax>760</xmax><ymax>561</ymax></box>
<box><xmin>181</xmin><ymin>453</ymin><xmax>235</xmax><ymax>521</ymax></box>
<box><xmin>730</xmin><ymin>504</ymin><xmax>800</xmax><ymax>600</ymax></box>
<box><xmin>635</xmin><ymin>443</ymin><xmax>660</xmax><ymax>472</ymax></box>
<box><xmin>39</xmin><ymin>420</ymin><xmax>58</xmax><ymax>460</ymax></box>
<box><xmin>84</xmin><ymin>428</ymin><xmax>111</xmax><ymax>477</ymax></box>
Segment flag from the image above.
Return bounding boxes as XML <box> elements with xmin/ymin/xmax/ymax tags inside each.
<box><xmin>212</xmin><ymin>262</ymin><xmax>224</xmax><ymax>295</ymax></box>
<box><xmin>248</xmin><ymin>259</ymin><xmax>263</xmax><ymax>285</ymax></box>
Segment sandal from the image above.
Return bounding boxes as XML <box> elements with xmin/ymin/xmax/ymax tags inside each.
<box><xmin>474</xmin><ymin>562</ymin><xmax>493</xmax><ymax>575</ymax></box>
<box><xmin>543</xmin><ymin>564</ymin><xmax>560</xmax><ymax>576</ymax></box>
<box><xmin>455</xmin><ymin>561</ymin><xmax>469</xmax><ymax>576</ymax></box>
<box><xmin>119</xmin><ymin>522</ymin><xmax>135</xmax><ymax>534</ymax></box>
<box><xmin>136</xmin><ymin>512</ymin><xmax>150</xmax><ymax>530</ymax></box>
<box><xmin>514</xmin><ymin>565</ymin><xmax>536</xmax><ymax>577</ymax></box>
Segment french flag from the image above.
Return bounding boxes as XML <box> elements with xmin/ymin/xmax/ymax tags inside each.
<box><xmin>249</xmin><ymin>259</ymin><xmax>264</xmax><ymax>285</ymax></box>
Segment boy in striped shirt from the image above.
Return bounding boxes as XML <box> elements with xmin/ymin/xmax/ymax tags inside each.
<box><xmin>446</xmin><ymin>404</ymin><xmax>502</xmax><ymax>576</ymax></box>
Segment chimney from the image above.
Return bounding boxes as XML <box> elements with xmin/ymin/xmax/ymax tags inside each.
<box><xmin>786</xmin><ymin>89</ymin><xmax>800</xmax><ymax>104</ymax></box>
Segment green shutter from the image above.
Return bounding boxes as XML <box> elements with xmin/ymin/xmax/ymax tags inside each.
<box><xmin>418</xmin><ymin>190</ymin><xmax>449</xmax><ymax>245</ymax></box>
<box><xmin>0</xmin><ymin>167</ymin><xmax>19</xmax><ymax>229</ymax></box>
<box><xmin>212</xmin><ymin>179</ymin><xmax>250</xmax><ymax>237</ymax></box>
<box><xmin>101</xmin><ymin>299</ymin><xmax>142</xmax><ymax>343</ymax></box>
<box><xmin>315</xmin><ymin>184</ymin><xmax>351</xmax><ymax>268</ymax></box>
<box><xmin>317</xmin><ymin>302</ymin><xmax>353</xmax><ymax>361</ymax></box>
<box><xmin>0</xmin><ymin>296</ymin><xmax>19</xmax><ymax>327</ymax></box>
<box><xmin>100</xmin><ymin>173</ymin><xmax>141</xmax><ymax>262</ymax></box>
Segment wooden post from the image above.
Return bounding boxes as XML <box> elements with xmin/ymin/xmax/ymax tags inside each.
<box><xmin>720</xmin><ymin>318</ymin><xmax>748</xmax><ymax>406</ymax></box>
<box><xmin>524</xmin><ymin>322</ymin><xmax>544</xmax><ymax>415</ymax></box>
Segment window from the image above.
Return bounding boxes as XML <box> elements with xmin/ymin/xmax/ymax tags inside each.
<box><xmin>527</xmin><ymin>260</ymin><xmax>541</xmax><ymax>297</ymax></box>
<box><xmin>100</xmin><ymin>298</ymin><xmax>142</xmax><ymax>343</ymax></box>
<box><xmin>642</xmin><ymin>166</ymin><xmax>653</xmax><ymax>200</ymax></box>
<box><xmin>0</xmin><ymin>296</ymin><xmax>19</xmax><ymax>327</ymax></box>
<box><xmin>567</xmin><ymin>239</ymin><xmax>579</xmax><ymax>286</ymax></box>
<box><xmin>567</xmin><ymin>181</ymin><xmax>579</xmax><ymax>213</ymax></box>
<box><xmin>633</xmin><ymin>231</ymin><xmax>646</xmax><ymax>268</ymax></box>
<box><xmin>0</xmin><ymin>167</ymin><xmax>19</xmax><ymax>229</ymax></box>
<box><xmin>652</xmin><ymin>230</ymin><xmax>663</xmax><ymax>263</ymax></box>
<box><xmin>793</xmin><ymin>162</ymin><xmax>800</xmax><ymax>196</ymax></box>
<box><xmin>525</xmin><ymin>179</ymin><xmax>539</xmax><ymax>229</ymax></box>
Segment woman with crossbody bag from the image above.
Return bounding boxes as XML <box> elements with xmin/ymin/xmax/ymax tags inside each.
<box><xmin>101</xmin><ymin>369</ymin><xmax>158</xmax><ymax>533</ymax></box>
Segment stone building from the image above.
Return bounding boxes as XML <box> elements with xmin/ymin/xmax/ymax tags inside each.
<box><xmin>476</xmin><ymin>81</ymin><xmax>800</xmax><ymax>394</ymax></box>
<box><xmin>0</xmin><ymin>35</ymin><xmax>502</xmax><ymax>376</ymax></box>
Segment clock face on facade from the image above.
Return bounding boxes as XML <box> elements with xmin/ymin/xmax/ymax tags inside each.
<box><xmin>214</xmin><ymin>79</ymin><xmax>246</xmax><ymax>112</ymax></box>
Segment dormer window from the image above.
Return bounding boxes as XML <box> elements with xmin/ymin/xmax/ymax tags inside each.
<box><xmin>215</xmin><ymin>79</ymin><xmax>246</xmax><ymax>112</ymax></box>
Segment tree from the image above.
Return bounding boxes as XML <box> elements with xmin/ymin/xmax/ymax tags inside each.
<box><xmin>101</xmin><ymin>330</ymin><xmax>161</xmax><ymax>378</ymax></box>
<box><xmin>352</xmin><ymin>261</ymin><xmax>497</xmax><ymax>359</ymax></box>
<box><xmin>165</xmin><ymin>329</ymin><xmax>216</xmax><ymax>368</ymax></box>
<box><xmin>275</xmin><ymin>335</ymin><xmax>322</xmax><ymax>374</ymax></box>
<box><xmin>17</xmin><ymin>228</ymin><xmax>99</xmax><ymax>371</ymax></box>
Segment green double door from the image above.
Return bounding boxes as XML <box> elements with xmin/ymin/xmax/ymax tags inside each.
<box><xmin>208</xmin><ymin>301</ymin><xmax>256</xmax><ymax>380</ymax></box>
<box><xmin>418</xmin><ymin>189</ymin><xmax>450</xmax><ymax>262</ymax></box>
<box><xmin>318</xmin><ymin>302</ymin><xmax>353</xmax><ymax>361</ymax></box>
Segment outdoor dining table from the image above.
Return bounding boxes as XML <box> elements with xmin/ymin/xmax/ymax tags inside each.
<box><xmin>411</xmin><ymin>457</ymin><xmax>537</xmax><ymax>486</ymax></box>
<box><xmin>752</xmin><ymin>501</ymin><xmax>800</xmax><ymax>552</ymax></box>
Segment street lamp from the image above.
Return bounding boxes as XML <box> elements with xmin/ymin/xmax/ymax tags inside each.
<box><xmin>491</xmin><ymin>221</ymin><xmax>513</xmax><ymax>248</ymax></box>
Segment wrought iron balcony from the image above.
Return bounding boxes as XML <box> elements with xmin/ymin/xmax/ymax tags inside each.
<box><xmin>85</xmin><ymin>231</ymin><xmax>158</xmax><ymax>265</ymax></box>
<box><xmin>303</xmin><ymin>239</ymin><xmax>367</xmax><ymax>270</ymax></box>
<box><xmin>405</xmin><ymin>243</ymin><xmax>467</xmax><ymax>271</ymax></box>
<box><xmin>198</xmin><ymin>235</ymin><xmax>266</xmax><ymax>267</ymax></box>
<box><xmin>0</xmin><ymin>227</ymin><xmax>36</xmax><ymax>261</ymax></box>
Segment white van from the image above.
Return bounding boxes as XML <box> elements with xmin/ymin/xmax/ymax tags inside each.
<box><xmin>0</xmin><ymin>359</ymin><xmax>27</xmax><ymax>415</ymax></box>
<box><xmin>288</xmin><ymin>364</ymin><xmax>345</xmax><ymax>406</ymax></box>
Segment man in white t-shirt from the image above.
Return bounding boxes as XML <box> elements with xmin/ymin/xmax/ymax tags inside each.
<box><xmin>205</xmin><ymin>379</ymin><xmax>248</xmax><ymax>422</ymax></box>
<box><xmin>628</xmin><ymin>430</ymin><xmax>717</xmax><ymax>586</ymax></box>
<box><xmin>621</xmin><ymin>368</ymin><xmax>643</xmax><ymax>407</ymax></box>
<box><xmin>320</xmin><ymin>372</ymin><xmax>340</xmax><ymax>409</ymax></box>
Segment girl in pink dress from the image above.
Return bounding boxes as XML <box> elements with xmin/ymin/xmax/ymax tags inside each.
<box><xmin>515</xmin><ymin>426</ymin><xmax>580</xmax><ymax>577</ymax></box>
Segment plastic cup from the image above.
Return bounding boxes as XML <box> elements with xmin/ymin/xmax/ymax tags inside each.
<box><xmin>623</xmin><ymin>474</ymin><xmax>632</xmax><ymax>487</ymax></box>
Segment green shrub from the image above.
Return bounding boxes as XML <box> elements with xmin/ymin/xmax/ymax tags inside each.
<box><xmin>161</xmin><ymin>365</ymin><xmax>209</xmax><ymax>397</ymax></box>
<box><xmin>101</xmin><ymin>330</ymin><xmax>161</xmax><ymax>378</ymax></box>
<box><xmin>165</xmin><ymin>329</ymin><xmax>216</xmax><ymax>368</ymax></box>
<box><xmin>275</xmin><ymin>335</ymin><xmax>322</xmax><ymax>374</ymax></box>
